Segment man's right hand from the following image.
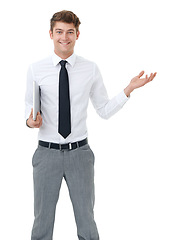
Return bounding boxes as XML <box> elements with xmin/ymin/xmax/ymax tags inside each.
<box><xmin>26</xmin><ymin>108</ymin><xmax>42</xmax><ymax>128</ymax></box>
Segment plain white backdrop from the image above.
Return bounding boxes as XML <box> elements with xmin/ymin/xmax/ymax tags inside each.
<box><xmin>0</xmin><ymin>0</ymin><xmax>178</xmax><ymax>239</ymax></box>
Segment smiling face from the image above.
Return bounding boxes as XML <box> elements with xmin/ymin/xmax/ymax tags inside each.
<box><xmin>49</xmin><ymin>21</ymin><xmax>80</xmax><ymax>59</ymax></box>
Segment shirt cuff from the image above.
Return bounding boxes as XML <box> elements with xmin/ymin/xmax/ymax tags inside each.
<box><xmin>115</xmin><ymin>90</ymin><xmax>130</xmax><ymax>106</ymax></box>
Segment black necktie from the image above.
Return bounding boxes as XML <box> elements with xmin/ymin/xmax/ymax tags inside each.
<box><xmin>58</xmin><ymin>60</ymin><xmax>71</xmax><ymax>138</ymax></box>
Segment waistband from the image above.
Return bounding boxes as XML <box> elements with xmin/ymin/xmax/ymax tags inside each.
<box><xmin>38</xmin><ymin>138</ymin><xmax>88</xmax><ymax>151</ymax></box>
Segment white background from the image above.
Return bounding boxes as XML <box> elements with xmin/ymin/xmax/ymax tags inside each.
<box><xmin>0</xmin><ymin>0</ymin><xmax>178</xmax><ymax>239</ymax></box>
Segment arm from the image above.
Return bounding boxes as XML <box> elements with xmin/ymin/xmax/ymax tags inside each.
<box><xmin>90</xmin><ymin>64</ymin><xmax>129</xmax><ymax>119</ymax></box>
<box><xmin>25</xmin><ymin>65</ymin><xmax>42</xmax><ymax>128</ymax></box>
<box><xmin>124</xmin><ymin>71</ymin><xmax>157</xmax><ymax>97</ymax></box>
<box><xmin>90</xmin><ymin>65</ymin><xmax>157</xmax><ymax>119</ymax></box>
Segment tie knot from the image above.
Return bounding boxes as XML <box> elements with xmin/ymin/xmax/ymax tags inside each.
<box><xmin>60</xmin><ymin>60</ymin><xmax>67</xmax><ymax>67</ymax></box>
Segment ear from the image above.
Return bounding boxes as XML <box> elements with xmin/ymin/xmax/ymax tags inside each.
<box><xmin>76</xmin><ymin>30</ymin><xmax>80</xmax><ymax>40</ymax></box>
<box><xmin>49</xmin><ymin>30</ymin><xmax>53</xmax><ymax>39</ymax></box>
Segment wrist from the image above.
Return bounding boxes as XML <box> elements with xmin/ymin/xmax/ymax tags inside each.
<box><xmin>124</xmin><ymin>84</ymin><xmax>134</xmax><ymax>97</ymax></box>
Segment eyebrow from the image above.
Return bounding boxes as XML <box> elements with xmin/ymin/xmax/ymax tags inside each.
<box><xmin>55</xmin><ymin>28</ymin><xmax>75</xmax><ymax>32</ymax></box>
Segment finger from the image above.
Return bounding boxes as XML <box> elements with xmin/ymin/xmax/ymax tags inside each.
<box><xmin>36</xmin><ymin>112</ymin><xmax>42</xmax><ymax>121</ymax></box>
<box><xmin>138</xmin><ymin>71</ymin><xmax>145</xmax><ymax>78</ymax></box>
<box><xmin>36</xmin><ymin>114</ymin><xmax>42</xmax><ymax>127</ymax></box>
<box><xmin>39</xmin><ymin>116</ymin><xmax>42</xmax><ymax>125</ymax></box>
<box><xmin>152</xmin><ymin>72</ymin><xmax>157</xmax><ymax>79</ymax></box>
<box><xmin>39</xmin><ymin>120</ymin><xmax>42</xmax><ymax>128</ymax></box>
<box><xmin>36</xmin><ymin>117</ymin><xmax>42</xmax><ymax>124</ymax></box>
<box><xmin>150</xmin><ymin>73</ymin><xmax>157</xmax><ymax>81</ymax></box>
<box><xmin>29</xmin><ymin>108</ymin><xmax>33</xmax><ymax>117</ymax></box>
<box><xmin>148</xmin><ymin>73</ymin><xmax>153</xmax><ymax>81</ymax></box>
<box><xmin>150</xmin><ymin>73</ymin><xmax>155</xmax><ymax>81</ymax></box>
<box><xmin>150</xmin><ymin>72</ymin><xmax>157</xmax><ymax>80</ymax></box>
<box><xmin>34</xmin><ymin>120</ymin><xmax>42</xmax><ymax>128</ymax></box>
<box><xmin>37</xmin><ymin>118</ymin><xmax>42</xmax><ymax>128</ymax></box>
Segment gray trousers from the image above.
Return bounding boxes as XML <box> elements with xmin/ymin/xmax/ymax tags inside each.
<box><xmin>31</xmin><ymin>143</ymin><xmax>99</xmax><ymax>240</ymax></box>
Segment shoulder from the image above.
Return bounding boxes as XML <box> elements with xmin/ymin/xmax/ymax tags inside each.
<box><xmin>29</xmin><ymin>55</ymin><xmax>53</xmax><ymax>71</ymax></box>
<box><xmin>75</xmin><ymin>55</ymin><xmax>98</xmax><ymax>70</ymax></box>
<box><xmin>74</xmin><ymin>55</ymin><xmax>102</xmax><ymax>82</ymax></box>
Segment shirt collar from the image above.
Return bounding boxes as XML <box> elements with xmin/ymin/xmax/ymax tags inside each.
<box><xmin>52</xmin><ymin>52</ymin><xmax>76</xmax><ymax>67</ymax></box>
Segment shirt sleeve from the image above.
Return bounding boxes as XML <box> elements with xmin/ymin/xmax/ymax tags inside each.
<box><xmin>89</xmin><ymin>63</ymin><xmax>129</xmax><ymax>119</ymax></box>
<box><xmin>25</xmin><ymin>65</ymin><xmax>34</xmax><ymax>120</ymax></box>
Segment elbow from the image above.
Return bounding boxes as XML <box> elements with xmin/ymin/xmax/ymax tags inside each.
<box><xmin>99</xmin><ymin>115</ymin><xmax>110</xmax><ymax>120</ymax></box>
<box><xmin>96</xmin><ymin>109</ymin><xmax>111</xmax><ymax>120</ymax></box>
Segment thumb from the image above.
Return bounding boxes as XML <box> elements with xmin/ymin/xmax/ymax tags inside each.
<box><xmin>138</xmin><ymin>71</ymin><xmax>145</xmax><ymax>78</ymax></box>
<box><xmin>29</xmin><ymin>108</ymin><xmax>33</xmax><ymax>118</ymax></box>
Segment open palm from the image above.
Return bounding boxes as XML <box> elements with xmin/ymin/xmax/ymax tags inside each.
<box><xmin>130</xmin><ymin>71</ymin><xmax>157</xmax><ymax>89</ymax></box>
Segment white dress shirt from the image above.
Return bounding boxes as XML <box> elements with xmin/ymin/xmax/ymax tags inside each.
<box><xmin>25</xmin><ymin>52</ymin><xmax>129</xmax><ymax>144</ymax></box>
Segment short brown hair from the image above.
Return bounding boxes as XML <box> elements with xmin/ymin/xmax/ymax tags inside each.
<box><xmin>50</xmin><ymin>10</ymin><xmax>81</xmax><ymax>33</ymax></box>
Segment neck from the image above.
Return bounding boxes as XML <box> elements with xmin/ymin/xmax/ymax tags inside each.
<box><xmin>54</xmin><ymin>50</ymin><xmax>74</xmax><ymax>60</ymax></box>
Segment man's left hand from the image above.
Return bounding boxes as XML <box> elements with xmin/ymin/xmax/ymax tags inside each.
<box><xmin>124</xmin><ymin>71</ymin><xmax>157</xmax><ymax>97</ymax></box>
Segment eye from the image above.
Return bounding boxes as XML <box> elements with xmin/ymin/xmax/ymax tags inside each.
<box><xmin>56</xmin><ymin>31</ymin><xmax>62</xmax><ymax>34</ymax></box>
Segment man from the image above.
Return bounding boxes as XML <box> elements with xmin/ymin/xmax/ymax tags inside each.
<box><xmin>25</xmin><ymin>10</ymin><xmax>156</xmax><ymax>240</ymax></box>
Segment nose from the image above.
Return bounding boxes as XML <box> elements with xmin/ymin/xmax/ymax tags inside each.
<box><xmin>61</xmin><ymin>32</ymin><xmax>68</xmax><ymax>40</ymax></box>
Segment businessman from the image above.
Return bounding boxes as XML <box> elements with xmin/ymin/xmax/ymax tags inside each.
<box><xmin>25</xmin><ymin>10</ymin><xmax>157</xmax><ymax>240</ymax></box>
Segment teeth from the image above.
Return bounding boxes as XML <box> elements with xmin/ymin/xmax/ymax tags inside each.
<box><xmin>60</xmin><ymin>42</ymin><xmax>69</xmax><ymax>45</ymax></box>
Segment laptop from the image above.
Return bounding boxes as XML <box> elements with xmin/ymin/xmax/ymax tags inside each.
<box><xmin>33</xmin><ymin>81</ymin><xmax>41</xmax><ymax>120</ymax></box>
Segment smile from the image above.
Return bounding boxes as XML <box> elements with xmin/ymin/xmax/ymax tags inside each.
<box><xmin>60</xmin><ymin>42</ymin><xmax>70</xmax><ymax>45</ymax></box>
